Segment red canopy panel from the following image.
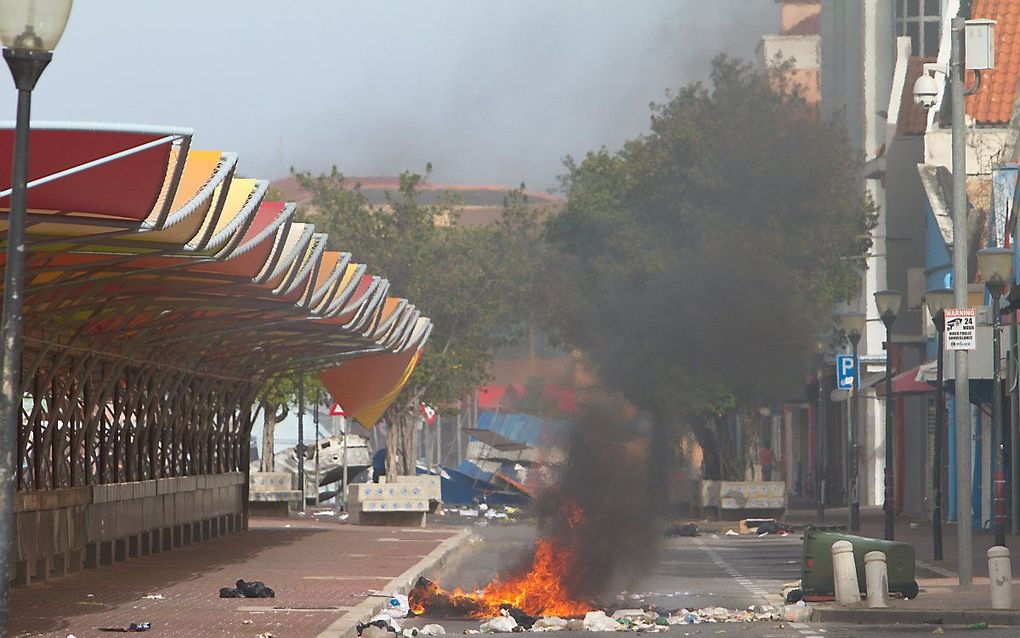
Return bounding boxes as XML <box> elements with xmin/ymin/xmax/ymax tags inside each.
<box><xmin>319</xmin><ymin>348</ymin><xmax>421</xmax><ymax>427</ymax></box>
<box><xmin>0</xmin><ymin>129</ymin><xmax>174</xmax><ymax>220</ymax></box>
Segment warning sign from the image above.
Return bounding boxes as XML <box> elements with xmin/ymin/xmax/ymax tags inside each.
<box><xmin>944</xmin><ymin>308</ymin><xmax>977</xmax><ymax>351</ymax></box>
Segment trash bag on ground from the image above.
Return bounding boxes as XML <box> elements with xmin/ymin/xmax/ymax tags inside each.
<box><xmin>479</xmin><ymin>615</ymin><xmax>518</xmax><ymax>633</ymax></box>
<box><xmin>384</xmin><ymin>593</ymin><xmax>411</xmax><ymax>619</ymax></box>
<box><xmin>420</xmin><ymin>624</ymin><xmax>446</xmax><ymax>635</ymax></box>
<box><xmin>237</xmin><ymin>579</ymin><xmax>275</xmax><ymax>598</ymax></box>
<box><xmin>219</xmin><ymin>579</ymin><xmax>275</xmax><ymax>598</ymax></box>
<box><xmin>500</xmin><ymin>605</ymin><xmax>537</xmax><ymax>629</ymax></box>
<box><xmin>582</xmin><ymin>611</ymin><xmax>622</xmax><ymax>632</ymax></box>
<box><xmin>665</xmin><ymin>523</ymin><xmax>700</xmax><ymax>537</ymax></box>
<box><xmin>532</xmin><ymin>617</ymin><xmax>568</xmax><ymax>632</ymax></box>
<box><xmin>358</xmin><ymin>618</ymin><xmax>399</xmax><ymax>637</ymax></box>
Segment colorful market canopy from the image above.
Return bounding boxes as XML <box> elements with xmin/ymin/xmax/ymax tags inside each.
<box><xmin>0</xmin><ymin>121</ymin><xmax>430</xmax><ymax>398</ymax></box>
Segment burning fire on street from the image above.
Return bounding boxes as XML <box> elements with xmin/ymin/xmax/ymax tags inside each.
<box><xmin>409</xmin><ymin>537</ymin><xmax>593</xmax><ymax>618</ymax></box>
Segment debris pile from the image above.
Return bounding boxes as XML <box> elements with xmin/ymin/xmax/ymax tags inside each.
<box><xmin>459</xmin><ymin>604</ymin><xmax>781</xmax><ymax>633</ymax></box>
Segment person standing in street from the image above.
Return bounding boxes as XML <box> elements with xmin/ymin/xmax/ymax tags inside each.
<box><xmin>759</xmin><ymin>443</ymin><xmax>775</xmax><ymax>481</ymax></box>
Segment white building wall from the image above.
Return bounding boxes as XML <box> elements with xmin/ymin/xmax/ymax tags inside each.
<box><xmin>822</xmin><ymin>0</ymin><xmax>897</xmax><ymax>507</ymax></box>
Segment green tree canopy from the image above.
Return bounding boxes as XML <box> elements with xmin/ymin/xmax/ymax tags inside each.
<box><xmin>544</xmin><ymin>56</ymin><xmax>876</xmax><ymax>424</ymax></box>
<box><xmin>295</xmin><ymin>169</ymin><xmax>544</xmax><ymax>473</ymax></box>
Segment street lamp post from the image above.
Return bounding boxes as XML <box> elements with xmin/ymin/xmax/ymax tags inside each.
<box><xmin>926</xmin><ymin>287</ymin><xmax>955</xmax><ymax>561</ymax></box>
<box><xmin>297</xmin><ymin>375</ymin><xmax>305</xmax><ymax>513</ymax></box>
<box><xmin>816</xmin><ymin>364</ymin><xmax>827</xmax><ymax>525</ymax></box>
<box><xmin>0</xmin><ymin>1</ymin><xmax>73</xmax><ymax>630</ymax></box>
<box><xmin>875</xmin><ymin>290</ymin><xmax>902</xmax><ymax>541</ymax></box>
<box><xmin>837</xmin><ymin>312</ymin><xmax>866</xmax><ymax>532</ymax></box>
<box><xmin>977</xmin><ymin>247</ymin><xmax>1013</xmax><ymax>547</ymax></box>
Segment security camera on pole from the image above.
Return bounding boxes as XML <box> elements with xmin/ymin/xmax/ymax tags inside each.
<box><xmin>911</xmin><ymin>17</ymin><xmax>996</xmax><ymax>589</ymax></box>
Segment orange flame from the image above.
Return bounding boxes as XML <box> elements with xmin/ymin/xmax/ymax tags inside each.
<box><xmin>409</xmin><ymin>538</ymin><xmax>592</xmax><ymax>618</ymax></box>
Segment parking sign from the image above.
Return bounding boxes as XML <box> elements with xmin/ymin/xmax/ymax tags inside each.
<box><xmin>836</xmin><ymin>354</ymin><xmax>856</xmax><ymax>390</ymax></box>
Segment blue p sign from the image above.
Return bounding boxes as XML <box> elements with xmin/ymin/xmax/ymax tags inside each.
<box><xmin>836</xmin><ymin>354</ymin><xmax>855</xmax><ymax>390</ymax></box>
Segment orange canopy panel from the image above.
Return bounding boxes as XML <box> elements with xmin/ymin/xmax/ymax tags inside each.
<box><xmin>319</xmin><ymin>348</ymin><xmax>421</xmax><ymax>428</ymax></box>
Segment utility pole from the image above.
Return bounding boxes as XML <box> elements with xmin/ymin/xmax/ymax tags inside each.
<box><xmin>950</xmin><ymin>16</ymin><xmax>973</xmax><ymax>588</ymax></box>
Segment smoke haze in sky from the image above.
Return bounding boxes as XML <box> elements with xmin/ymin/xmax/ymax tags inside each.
<box><xmin>2</xmin><ymin>1</ymin><xmax>776</xmax><ymax>189</ymax></box>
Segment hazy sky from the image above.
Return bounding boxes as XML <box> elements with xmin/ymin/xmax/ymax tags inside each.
<box><xmin>5</xmin><ymin>1</ymin><xmax>777</xmax><ymax>191</ymax></box>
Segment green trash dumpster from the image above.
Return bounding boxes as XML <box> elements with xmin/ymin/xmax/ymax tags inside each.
<box><xmin>801</xmin><ymin>526</ymin><xmax>918</xmax><ymax>599</ymax></box>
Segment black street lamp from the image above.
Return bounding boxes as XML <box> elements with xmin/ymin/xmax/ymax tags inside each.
<box><xmin>875</xmin><ymin>289</ymin><xmax>902</xmax><ymax>541</ymax></box>
<box><xmin>0</xmin><ymin>1</ymin><xmax>73</xmax><ymax>630</ymax></box>
<box><xmin>925</xmin><ymin>287</ymin><xmax>955</xmax><ymax>560</ymax></box>
<box><xmin>977</xmin><ymin>247</ymin><xmax>1013</xmax><ymax>547</ymax></box>
<box><xmin>837</xmin><ymin>311</ymin><xmax>866</xmax><ymax>532</ymax></box>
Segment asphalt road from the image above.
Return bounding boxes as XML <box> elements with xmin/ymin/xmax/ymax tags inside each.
<box><xmin>405</xmin><ymin>520</ymin><xmax>1019</xmax><ymax>637</ymax></box>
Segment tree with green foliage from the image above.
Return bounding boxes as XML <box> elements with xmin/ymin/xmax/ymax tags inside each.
<box><xmin>257</xmin><ymin>372</ymin><xmax>324</xmax><ymax>472</ymax></box>
<box><xmin>542</xmin><ymin>56</ymin><xmax>876</xmax><ymax>479</ymax></box>
<box><xmin>295</xmin><ymin>168</ymin><xmax>544</xmax><ymax>475</ymax></box>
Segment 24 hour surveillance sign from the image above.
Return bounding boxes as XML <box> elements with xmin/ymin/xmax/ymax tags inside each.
<box><xmin>944</xmin><ymin>308</ymin><xmax>977</xmax><ymax>351</ymax></box>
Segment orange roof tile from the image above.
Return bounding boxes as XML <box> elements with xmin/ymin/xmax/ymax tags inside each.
<box><xmin>967</xmin><ymin>0</ymin><xmax>1020</xmax><ymax>125</ymax></box>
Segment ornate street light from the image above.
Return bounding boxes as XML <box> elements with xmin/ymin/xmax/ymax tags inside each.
<box><xmin>977</xmin><ymin>247</ymin><xmax>1013</xmax><ymax>547</ymax></box>
<box><xmin>836</xmin><ymin>312</ymin><xmax>866</xmax><ymax>532</ymax></box>
<box><xmin>925</xmin><ymin>287</ymin><xmax>954</xmax><ymax>560</ymax></box>
<box><xmin>0</xmin><ymin>1</ymin><xmax>73</xmax><ymax>630</ymax></box>
<box><xmin>875</xmin><ymin>289</ymin><xmax>902</xmax><ymax>540</ymax></box>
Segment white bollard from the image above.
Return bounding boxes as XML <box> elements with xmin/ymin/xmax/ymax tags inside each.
<box><xmin>988</xmin><ymin>546</ymin><xmax>1013</xmax><ymax>610</ymax></box>
<box><xmin>832</xmin><ymin>540</ymin><xmax>861</xmax><ymax>605</ymax></box>
<box><xmin>864</xmin><ymin>551</ymin><xmax>889</xmax><ymax>608</ymax></box>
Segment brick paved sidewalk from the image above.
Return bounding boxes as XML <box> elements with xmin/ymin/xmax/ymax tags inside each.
<box><xmin>9</xmin><ymin>516</ymin><xmax>460</xmax><ymax>638</ymax></box>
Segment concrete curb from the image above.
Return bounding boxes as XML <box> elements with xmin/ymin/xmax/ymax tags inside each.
<box><xmin>316</xmin><ymin>528</ymin><xmax>472</xmax><ymax>638</ymax></box>
<box><xmin>811</xmin><ymin>605</ymin><xmax>1020</xmax><ymax>626</ymax></box>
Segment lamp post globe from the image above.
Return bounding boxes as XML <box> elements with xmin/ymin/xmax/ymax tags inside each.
<box><xmin>925</xmin><ymin>287</ymin><xmax>955</xmax><ymax>320</ymax></box>
<box><xmin>0</xmin><ymin>0</ymin><xmax>73</xmax><ymax>52</ymax></box>
<box><xmin>837</xmin><ymin>312</ymin><xmax>866</xmax><ymax>342</ymax></box>
<box><xmin>977</xmin><ymin>247</ymin><xmax>1013</xmax><ymax>299</ymax></box>
<box><xmin>875</xmin><ymin>290</ymin><xmax>903</xmax><ymax>328</ymax></box>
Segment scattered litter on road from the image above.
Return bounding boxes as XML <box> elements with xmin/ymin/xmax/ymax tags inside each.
<box><xmin>383</xmin><ymin>593</ymin><xmax>410</xmax><ymax>619</ymax></box>
<box><xmin>218</xmin><ymin>579</ymin><xmax>275</xmax><ymax>598</ymax></box>
<box><xmin>242</xmin><ymin>620</ymin><xmax>253</xmax><ymax>625</ymax></box>
<box><xmin>479</xmin><ymin>615</ymin><xmax>518</xmax><ymax>633</ymax></box>
<box><xmin>358</xmin><ymin>617</ymin><xmax>400</xmax><ymax>637</ymax></box>
<box><xmin>781</xmin><ymin>602</ymin><xmax>810</xmax><ymax>623</ymax></box>
<box><xmin>665</xmin><ymin>523</ymin><xmax>700</xmax><ymax>537</ymax></box>
<box><xmin>502</xmin><ymin>605</ymin><xmax>537</xmax><ymax>629</ymax></box>
<box><xmin>724</xmin><ymin>529</ymin><xmax>739</xmax><ymax>536</ymax></box>
<box><xmin>313</xmin><ymin>510</ymin><xmax>337</xmax><ymax>516</ymax></box>
<box><xmin>531</xmin><ymin>617</ymin><xmax>568</xmax><ymax>632</ymax></box>
<box><xmin>582</xmin><ymin>611</ymin><xmax>622</xmax><ymax>632</ymax></box>
<box><xmin>932</xmin><ymin>627</ymin><xmax>944</xmax><ymax>634</ymax></box>
<box><xmin>256</xmin><ymin>633</ymin><xmax>276</xmax><ymax>638</ymax></box>
<box><xmin>964</xmin><ymin>622</ymin><xmax>988</xmax><ymax>630</ymax></box>
<box><xmin>420</xmin><ymin>624</ymin><xmax>446</xmax><ymax>635</ymax></box>
<box><xmin>97</xmin><ymin>621</ymin><xmax>152</xmax><ymax>632</ymax></box>
<box><xmin>142</xmin><ymin>594</ymin><xmax>164</xmax><ymax>600</ymax></box>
